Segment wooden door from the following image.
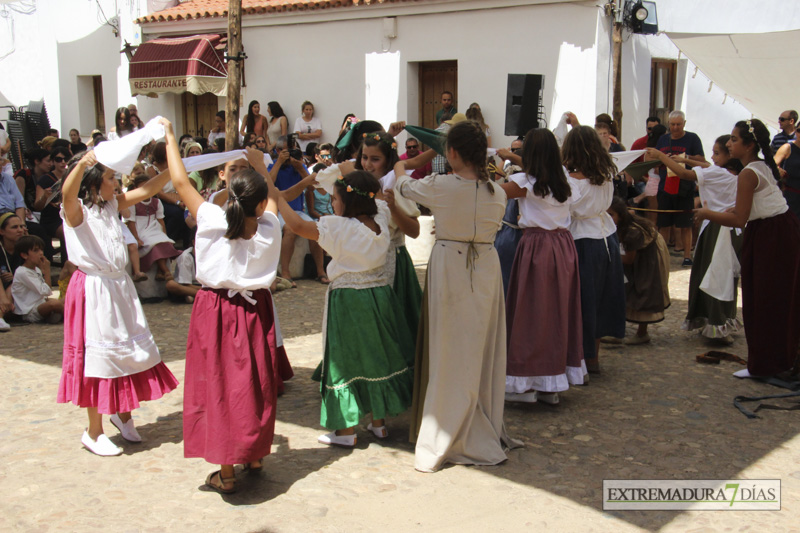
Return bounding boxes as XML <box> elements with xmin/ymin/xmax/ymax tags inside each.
<box><xmin>418</xmin><ymin>61</ymin><xmax>457</xmax><ymax>130</ymax></box>
<box><xmin>182</xmin><ymin>92</ymin><xmax>218</xmax><ymax>138</ymax></box>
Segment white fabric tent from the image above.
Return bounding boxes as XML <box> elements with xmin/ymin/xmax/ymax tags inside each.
<box><xmin>667</xmin><ymin>30</ymin><xmax>800</xmax><ymax>129</ymax></box>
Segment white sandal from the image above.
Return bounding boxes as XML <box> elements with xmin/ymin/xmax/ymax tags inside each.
<box><xmin>367</xmin><ymin>422</ymin><xmax>388</xmax><ymax>439</ymax></box>
<box><xmin>318</xmin><ymin>431</ymin><xmax>357</xmax><ymax>448</ymax></box>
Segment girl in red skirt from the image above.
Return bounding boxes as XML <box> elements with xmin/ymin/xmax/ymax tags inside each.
<box><xmin>695</xmin><ymin>119</ymin><xmax>800</xmax><ymax>378</ymax></box>
<box><xmin>58</xmin><ymin>150</ymin><xmax>178</xmax><ymax>457</ymax></box>
<box><xmin>501</xmin><ymin>128</ymin><xmax>585</xmax><ymax>406</ymax></box>
<box><xmin>164</xmin><ymin>120</ymin><xmax>284</xmax><ymax>494</ymax></box>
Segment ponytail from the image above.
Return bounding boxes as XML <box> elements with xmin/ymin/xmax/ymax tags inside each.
<box><xmin>446</xmin><ymin>120</ymin><xmax>495</xmax><ymax>194</ymax></box>
<box><xmin>735</xmin><ymin>119</ymin><xmax>781</xmax><ymax>182</ymax></box>
<box><xmin>223</xmin><ymin>168</ymin><xmax>269</xmax><ymax>239</ymax></box>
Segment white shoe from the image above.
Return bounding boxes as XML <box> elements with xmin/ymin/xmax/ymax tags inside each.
<box><xmin>367</xmin><ymin>422</ymin><xmax>388</xmax><ymax>439</ymax></box>
<box><xmin>110</xmin><ymin>414</ymin><xmax>142</xmax><ymax>443</ymax></box>
<box><xmin>733</xmin><ymin>368</ymin><xmax>752</xmax><ymax>379</ymax></box>
<box><xmin>0</xmin><ymin>318</ymin><xmax>10</xmax><ymax>332</ymax></box>
<box><xmin>82</xmin><ymin>431</ymin><xmax>123</xmax><ymax>456</ymax></box>
<box><xmin>317</xmin><ymin>431</ymin><xmax>356</xmax><ymax>447</ymax></box>
<box><xmin>505</xmin><ymin>391</ymin><xmax>538</xmax><ymax>403</ymax></box>
<box><xmin>537</xmin><ymin>392</ymin><xmax>560</xmax><ymax>405</ymax></box>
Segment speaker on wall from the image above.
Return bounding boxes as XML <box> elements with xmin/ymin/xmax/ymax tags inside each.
<box><xmin>504</xmin><ymin>74</ymin><xmax>545</xmax><ymax>137</ymax></box>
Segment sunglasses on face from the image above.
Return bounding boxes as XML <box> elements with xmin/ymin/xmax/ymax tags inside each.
<box><xmin>406</xmin><ymin>145</ymin><xmax>419</xmax><ymax>150</ymax></box>
<box><xmin>779</xmin><ymin>117</ymin><xmax>790</xmax><ymax>122</ymax></box>
<box><xmin>321</xmin><ymin>154</ymin><xmax>331</xmax><ymax>159</ymax></box>
<box><xmin>54</xmin><ymin>157</ymin><xmax>66</xmax><ymax>163</ymax></box>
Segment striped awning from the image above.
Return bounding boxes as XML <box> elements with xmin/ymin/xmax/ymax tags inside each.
<box><xmin>129</xmin><ymin>34</ymin><xmax>228</xmax><ymax>97</ymax></box>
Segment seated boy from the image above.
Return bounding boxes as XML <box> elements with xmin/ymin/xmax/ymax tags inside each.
<box><xmin>166</xmin><ymin>240</ymin><xmax>200</xmax><ymax>304</ymax></box>
<box><xmin>11</xmin><ymin>235</ymin><xmax>64</xmax><ymax>323</ymax></box>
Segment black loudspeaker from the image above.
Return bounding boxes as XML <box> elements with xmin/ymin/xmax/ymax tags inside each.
<box><xmin>504</xmin><ymin>74</ymin><xmax>545</xmax><ymax>137</ymax></box>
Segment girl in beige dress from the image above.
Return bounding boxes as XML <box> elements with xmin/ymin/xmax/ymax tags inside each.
<box><xmin>394</xmin><ymin>121</ymin><xmax>521</xmax><ymax>472</ymax></box>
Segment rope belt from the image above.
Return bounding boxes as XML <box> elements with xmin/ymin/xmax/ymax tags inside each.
<box><xmin>436</xmin><ymin>238</ymin><xmax>494</xmax><ymax>291</ymax></box>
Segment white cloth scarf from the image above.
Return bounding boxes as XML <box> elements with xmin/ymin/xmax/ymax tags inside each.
<box><xmin>182</xmin><ymin>149</ymin><xmax>273</xmax><ymax>173</ymax></box>
<box><xmin>94</xmin><ymin>117</ymin><xmax>273</xmax><ymax>176</ymax></box>
<box><xmin>94</xmin><ymin>117</ymin><xmax>166</xmax><ymax>175</ymax></box>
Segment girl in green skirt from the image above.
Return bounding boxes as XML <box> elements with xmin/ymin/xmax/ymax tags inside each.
<box><xmin>278</xmin><ymin>170</ymin><xmax>414</xmax><ymax>447</ymax></box>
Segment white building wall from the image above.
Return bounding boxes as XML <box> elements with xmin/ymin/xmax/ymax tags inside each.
<box><xmin>0</xmin><ymin>0</ymin><xmax>145</xmax><ymax>137</ymax></box>
<box><xmin>143</xmin><ymin>2</ymin><xmax>605</xmax><ymax>148</ymax></box>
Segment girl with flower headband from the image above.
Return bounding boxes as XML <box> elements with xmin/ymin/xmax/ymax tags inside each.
<box><xmin>695</xmin><ymin>119</ymin><xmax>800</xmax><ymax>379</ymax></box>
<box><xmin>353</xmin><ymin>131</ymin><xmax>434</xmax><ymax>342</ymax></box>
<box><xmin>163</xmin><ymin>119</ymin><xmax>285</xmax><ymax>494</ymax></box>
<box><xmin>278</xmin><ymin>170</ymin><xmax>415</xmax><ymax>447</ymax></box>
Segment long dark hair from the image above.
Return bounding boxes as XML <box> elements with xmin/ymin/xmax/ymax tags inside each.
<box><xmin>521</xmin><ymin>128</ymin><xmax>570</xmax><ymax>203</ymax></box>
<box><xmin>333</xmin><ymin>120</ymin><xmax>383</xmax><ymax>163</ymax></box>
<box><xmin>267</xmin><ymin>101</ymin><xmax>285</xmax><ymax>120</ymax></box>
<box><xmin>245</xmin><ymin>100</ymin><xmax>259</xmax><ymax>134</ymax></box>
<box><xmin>115</xmin><ymin>107</ymin><xmax>132</xmax><ymax>133</ymax></box>
<box><xmin>355</xmin><ymin>132</ymin><xmax>399</xmax><ymax>176</ymax></box>
<box><xmin>66</xmin><ymin>152</ymin><xmax>109</xmax><ymax>208</ymax></box>
<box><xmin>733</xmin><ymin>119</ymin><xmax>780</xmax><ymax>182</ymax></box>
<box><xmin>713</xmin><ymin>134</ymin><xmax>743</xmax><ymax>174</ymax></box>
<box><xmin>224</xmin><ymin>168</ymin><xmax>269</xmax><ymax>239</ymax></box>
<box><xmin>446</xmin><ymin>120</ymin><xmax>493</xmax><ymax>193</ymax></box>
<box><xmin>334</xmin><ymin>170</ymin><xmax>380</xmax><ymax>218</ymax></box>
<box><xmin>647</xmin><ymin>124</ymin><xmax>667</xmax><ymax>147</ymax></box>
<box><xmin>608</xmin><ymin>196</ymin><xmax>656</xmax><ymax>252</ymax></box>
<box><xmin>562</xmin><ymin>125</ymin><xmax>617</xmax><ymax>186</ymax></box>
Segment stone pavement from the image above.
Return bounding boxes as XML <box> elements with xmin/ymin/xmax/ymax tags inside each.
<box><xmin>2</xmin><ymin>239</ymin><xmax>800</xmax><ymax>532</ymax></box>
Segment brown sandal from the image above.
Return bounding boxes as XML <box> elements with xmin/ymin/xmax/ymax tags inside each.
<box><xmin>204</xmin><ymin>470</ymin><xmax>236</xmax><ymax>494</ymax></box>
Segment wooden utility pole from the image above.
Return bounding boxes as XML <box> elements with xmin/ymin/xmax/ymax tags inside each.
<box><xmin>612</xmin><ymin>8</ymin><xmax>623</xmax><ymax>140</ymax></box>
<box><xmin>225</xmin><ymin>0</ymin><xmax>243</xmax><ymax>151</ymax></box>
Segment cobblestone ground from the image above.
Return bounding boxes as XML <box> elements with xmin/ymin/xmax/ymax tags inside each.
<box><xmin>1</xmin><ymin>240</ymin><xmax>799</xmax><ymax>532</ymax></box>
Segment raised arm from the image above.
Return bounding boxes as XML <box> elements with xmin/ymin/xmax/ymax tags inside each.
<box><xmin>385</xmin><ymin>190</ymin><xmax>420</xmax><ymax>238</ymax></box>
<box><xmin>499</xmin><ymin>181</ymin><xmax>527</xmax><ymax>199</ymax></box>
<box><xmin>242</xmin><ymin>147</ymin><xmax>278</xmax><ymax>215</ymax></box>
<box><xmin>61</xmin><ymin>151</ymin><xmax>98</xmax><ymax>228</ymax></box>
<box><xmin>118</xmin><ymin>169</ymin><xmax>173</xmax><ymax>212</ymax></box>
<box><xmin>282</xmin><ymin>173</ymin><xmax>317</xmax><ymax>202</ymax></box>
<box><xmin>646</xmin><ymin>148</ymin><xmax>697</xmax><ymax>181</ymax></box>
<box><xmin>161</xmin><ymin>119</ymin><xmax>204</xmax><ymax>220</ymax></box>
<box><xmin>404</xmin><ymin>148</ymin><xmax>437</xmax><ymax>170</ymax></box>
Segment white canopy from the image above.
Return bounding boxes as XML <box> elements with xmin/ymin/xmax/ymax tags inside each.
<box><xmin>667</xmin><ymin>30</ymin><xmax>800</xmax><ymax>129</ymax></box>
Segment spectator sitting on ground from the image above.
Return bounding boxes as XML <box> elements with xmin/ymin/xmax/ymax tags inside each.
<box><xmin>11</xmin><ymin>235</ymin><xmax>64</xmax><ymax>324</ymax></box>
<box><xmin>166</xmin><ymin>234</ymin><xmax>200</xmax><ymax>304</ymax></box>
<box><xmin>310</xmin><ymin>143</ymin><xmax>334</xmax><ymax>173</ymax></box>
<box><xmin>269</xmin><ymin>137</ymin><xmax>329</xmax><ymax>286</ymax></box>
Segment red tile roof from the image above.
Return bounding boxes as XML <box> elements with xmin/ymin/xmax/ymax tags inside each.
<box><xmin>137</xmin><ymin>0</ymin><xmax>421</xmax><ymax>24</ymax></box>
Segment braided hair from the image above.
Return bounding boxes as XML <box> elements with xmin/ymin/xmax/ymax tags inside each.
<box><xmin>446</xmin><ymin>120</ymin><xmax>494</xmax><ymax>194</ymax></box>
<box><xmin>734</xmin><ymin>119</ymin><xmax>781</xmax><ymax>182</ymax></box>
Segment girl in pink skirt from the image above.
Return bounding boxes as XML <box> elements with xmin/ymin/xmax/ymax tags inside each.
<box><xmin>58</xmin><ymin>150</ymin><xmax>179</xmax><ymax>457</ymax></box>
<box><xmin>501</xmin><ymin>128</ymin><xmax>586</xmax><ymax>406</ymax></box>
<box><xmin>163</xmin><ymin>120</ymin><xmax>284</xmax><ymax>495</ymax></box>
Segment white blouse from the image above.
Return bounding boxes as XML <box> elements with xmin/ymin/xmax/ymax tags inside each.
<box><xmin>61</xmin><ymin>198</ymin><xmax>160</xmax><ymax>378</ymax></box>
<box><xmin>695</xmin><ymin>165</ymin><xmax>738</xmax><ymax>234</ymax></box>
<box><xmin>194</xmin><ymin>202</ymin><xmax>281</xmax><ymax>291</ymax></box>
<box><xmin>747</xmin><ymin>161</ymin><xmax>788</xmax><ymax>221</ymax></box>
<box><xmin>510</xmin><ymin>171</ymin><xmax>575</xmax><ymax>230</ymax></box>
<box><xmin>566</xmin><ymin>177</ymin><xmax>616</xmax><ymax>240</ymax></box>
<box><xmin>317</xmin><ymin>200</ymin><xmax>391</xmax><ymax>281</ymax></box>
<box><xmin>11</xmin><ymin>265</ymin><xmax>50</xmax><ymax>315</ymax></box>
